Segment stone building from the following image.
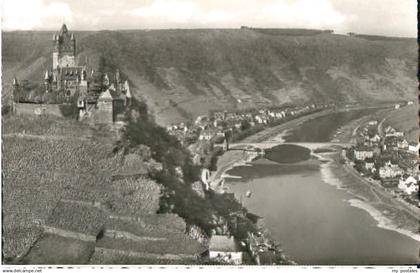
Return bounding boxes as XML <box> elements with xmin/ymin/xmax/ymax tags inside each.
<box><xmin>208</xmin><ymin>235</ymin><xmax>243</xmax><ymax>265</ymax></box>
<box><xmin>43</xmin><ymin>24</ymin><xmax>89</xmax><ymax>97</ymax></box>
<box><xmin>13</xmin><ymin>24</ymin><xmax>132</xmax><ymax>124</ymax></box>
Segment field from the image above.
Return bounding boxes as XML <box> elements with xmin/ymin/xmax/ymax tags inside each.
<box><xmin>2</xmin><ymin>114</ymin><xmax>204</xmax><ymax>264</ymax></box>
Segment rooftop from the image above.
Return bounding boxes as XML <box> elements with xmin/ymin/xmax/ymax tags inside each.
<box><xmin>209</xmin><ymin>235</ymin><xmax>240</xmax><ymax>252</ymax></box>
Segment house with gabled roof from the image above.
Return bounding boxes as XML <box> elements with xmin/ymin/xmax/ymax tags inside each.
<box><xmin>208</xmin><ymin>235</ymin><xmax>243</xmax><ymax>264</ymax></box>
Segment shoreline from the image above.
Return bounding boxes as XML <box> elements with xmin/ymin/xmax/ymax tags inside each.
<box><xmin>317</xmin><ymin>152</ymin><xmax>419</xmax><ymax>243</ymax></box>
<box><xmin>210</xmin><ymin>107</ymin><xmax>419</xmax><ymax>252</ymax></box>
<box><xmin>209</xmin><ymin>109</ymin><xmax>335</xmax><ymax>190</ymax></box>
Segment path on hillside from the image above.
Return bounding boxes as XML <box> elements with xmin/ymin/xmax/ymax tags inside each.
<box><xmin>2</xmin><ymin>133</ymin><xmax>91</xmax><ymax>141</ymax></box>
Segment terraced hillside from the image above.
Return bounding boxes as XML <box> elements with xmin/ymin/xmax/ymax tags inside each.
<box><xmin>2</xmin><ymin>115</ymin><xmax>205</xmax><ymax>264</ymax></box>
<box><xmin>2</xmin><ymin>29</ymin><xmax>417</xmax><ymax>125</ymax></box>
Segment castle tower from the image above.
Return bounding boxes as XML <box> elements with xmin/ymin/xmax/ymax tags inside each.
<box><xmin>44</xmin><ymin>70</ymin><xmax>50</xmax><ymax>92</ymax></box>
<box><xmin>115</xmin><ymin>69</ymin><xmax>121</xmax><ymax>84</ymax></box>
<box><xmin>103</xmin><ymin>73</ymin><xmax>110</xmax><ymax>87</ymax></box>
<box><xmin>12</xmin><ymin>77</ymin><xmax>18</xmax><ymax>87</ymax></box>
<box><xmin>79</xmin><ymin>67</ymin><xmax>88</xmax><ymax>94</ymax></box>
<box><xmin>53</xmin><ymin>24</ymin><xmax>76</xmax><ymax>70</ymax></box>
<box><xmin>124</xmin><ymin>80</ymin><xmax>132</xmax><ymax>106</ymax></box>
<box><xmin>11</xmin><ymin>76</ymin><xmax>20</xmax><ymax>113</ymax></box>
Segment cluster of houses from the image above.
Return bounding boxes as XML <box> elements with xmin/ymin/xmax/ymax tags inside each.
<box><xmin>167</xmin><ymin>104</ymin><xmax>320</xmax><ymax>149</ymax></box>
<box><xmin>168</xmin><ymin>105</ymin><xmax>324</xmax><ymax>265</ymax></box>
<box><xmin>349</xmin><ymin>119</ymin><xmax>418</xmax><ymax>203</ymax></box>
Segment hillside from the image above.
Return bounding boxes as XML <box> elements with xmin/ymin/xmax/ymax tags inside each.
<box><xmin>2</xmin><ymin>29</ymin><xmax>417</xmax><ymax>125</ymax></box>
<box><xmin>384</xmin><ymin>104</ymin><xmax>418</xmax><ymax>142</ymax></box>
<box><xmin>2</xmin><ymin>100</ymin><xmax>262</xmax><ymax>264</ymax></box>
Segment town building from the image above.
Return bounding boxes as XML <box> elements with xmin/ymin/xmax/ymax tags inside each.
<box><xmin>364</xmin><ymin>158</ymin><xmax>375</xmax><ymax>170</ymax></box>
<box><xmin>408</xmin><ymin>143</ymin><xmax>419</xmax><ymax>154</ymax></box>
<box><xmin>354</xmin><ymin>147</ymin><xmax>374</xmax><ymax>161</ymax></box>
<box><xmin>398</xmin><ymin>176</ymin><xmax>418</xmax><ymax>195</ymax></box>
<box><xmin>208</xmin><ymin>235</ymin><xmax>243</xmax><ymax>264</ymax></box>
<box><xmin>379</xmin><ymin>161</ymin><xmax>403</xmax><ymax>178</ymax></box>
<box><xmin>397</xmin><ymin>139</ymin><xmax>409</xmax><ymax>149</ymax></box>
<box><xmin>255</xmin><ymin>251</ymin><xmax>277</xmax><ymax>265</ymax></box>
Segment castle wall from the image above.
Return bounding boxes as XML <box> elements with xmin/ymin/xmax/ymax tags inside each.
<box><xmin>43</xmin><ymin>226</ymin><xmax>96</xmax><ymax>242</ymax></box>
<box><xmin>93</xmin><ymin>247</ymin><xmax>198</xmax><ymax>261</ymax></box>
<box><xmin>93</xmin><ymin>101</ymin><xmax>113</xmax><ymax>124</ymax></box>
<box><xmin>53</xmin><ymin>52</ymin><xmax>59</xmax><ymax>69</ymax></box>
<box><xmin>15</xmin><ymin>103</ymin><xmax>64</xmax><ymax>117</ymax></box>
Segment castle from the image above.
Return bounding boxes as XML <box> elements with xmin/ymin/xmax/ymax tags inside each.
<box><xmin>12</xmin><ymin>24</ymin><xmax>132</xmax><ymax>123</ymax></box>
<box><xmin>48</xmin><ymin>23</ymin><xmax>87</xmax><ymax>96</ymax></box>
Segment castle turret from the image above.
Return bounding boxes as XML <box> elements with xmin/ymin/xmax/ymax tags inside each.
<box><xmin>115</xmin><ymin>69</ymin><xmax>120</xmax><ymax>84</ymax></box>
<box><xmin>12</xmin><ymin>77</ymin><xmax>18</xmax><ymax>87</ymax></box>
<box><xmin>124</xmin><ymin>80</ymin><xmax>130</xmax><ymax>94</ymax></box>
<box><xmin>12</xmin><ymin>77</ymin><xmax>19</xmax><ymax>104</ymax></box>
<box><xmin>103</xmin><ymin>73</ymin><xmax>110</xmax><ymax>87</ymax></box>
<box><xmin>79</xmin><ymin>67</ymin><xmax>88</xmax><ymax>94</ymax></box>
<box><xmin>44</xmin><ymin>70</ymin><xmax>50</xmax><ymax>92</ymax></box>
<box><xmin>124</xmin><ymin>80</ymin><xmax>132</xmax><ymax>106</ymax></box>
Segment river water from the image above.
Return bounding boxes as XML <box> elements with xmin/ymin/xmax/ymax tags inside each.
<box><xmin>226</xmin><ymin>110</ymin><xmax>419</xmax><ymax>265</ymax></box>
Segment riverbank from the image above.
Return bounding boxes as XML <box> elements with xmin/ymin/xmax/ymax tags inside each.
<box><xmin>209</xmin><ymin>109</ymin><xmax>336</xmax><ymax>190</ymax></box>
<box><xmin>210</xmin><ymin>106</ymin><xmax>419</xmax><ymax>264</ymax></box>
<box><xmin>320</xmin><ymin>151</ymin><xmax>419</xmax><ymax>242</ymax></box>
<box><xmin>329</xmin><ymin>109</ymin><xmax>419</xmax><ymax>241</ymax></box>
<box><xmin>306</xmin><ymin>107</ymin><xmax>419</xmax><ymax>242</ymax></box>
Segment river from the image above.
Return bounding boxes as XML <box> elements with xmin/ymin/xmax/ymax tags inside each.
<box><xmin>226</xmin><ymin>110</ymin><xmax>419</xmax><ymax>265</ymax></box>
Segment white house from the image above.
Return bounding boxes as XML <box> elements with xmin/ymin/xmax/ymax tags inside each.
<box><xmin>209</xmin><ymin>235</ymin><xmax>243</xmax><ymax>265</ymax></box>
<box><xmin>397</xmin><ymin>139</ymin><xmax>409</xmax><ymax>149</ymax></box>
<box><xmin>398</xmin><ymin>176</ymin><xmax>418</xmax><ymax>195</ymax></box>
<box><xmin>201</xmin><ymin>168</ymin><xmax>211</xmax><ymax>190</ymax></box>
<box><xmin>354</xmin><ymin>147</ymin><xmax>374</xmax><ymax>160</ymax></box>
<box><xmin>379</xmin><ymin>161</ymin><xmax>403</xmax><ymax>178</ymax></box>
<box><xmin>370</xmin><ymin>134</ymin><xmax>381</xmax><ymax>143</ymax></box>
<box><xmin>365</xmin><ymin>160</ymin><xmax>375</xmax><ymax>170</ymax></box>
<box><xmin>408</xmin><ymin>143</ymin><xmax>419</xmax><ymax>154</ymax></box>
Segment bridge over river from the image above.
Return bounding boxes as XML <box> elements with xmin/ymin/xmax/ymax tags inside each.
<box><xmin>225</xmin><ymin>141</ymin><xmax>352</xmax><ymax>150</ymax></box>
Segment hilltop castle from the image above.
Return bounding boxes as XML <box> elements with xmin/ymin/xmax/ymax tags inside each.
<box><xmin>47</xmin><ymin>23</ymin><xmax>87</xmax><ymax>96</ymax></box>
<box><xmin>12</xmin><ymin>24</ymin><xmax>132</xmax><ymax>123</ymax></box>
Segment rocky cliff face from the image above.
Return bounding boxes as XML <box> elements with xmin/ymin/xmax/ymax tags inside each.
<box><xmin>2</xmin><ymin>29</ymin><xmax>416</xmax><ymax>125</ymax></box>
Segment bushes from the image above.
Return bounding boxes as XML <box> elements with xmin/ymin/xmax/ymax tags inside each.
<box><xmin>120</xmin><ymin>99</ymin><xmax>199</xmax><ymax>181</ymax></box>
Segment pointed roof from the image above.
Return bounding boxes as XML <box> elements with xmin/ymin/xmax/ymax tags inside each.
<box><xmin>209</xmin><ymin>235</ymin><xmax>239</xmax><ymax>252</ymax></box>
<box><xmin>98</xmin><ymin>89</ymin><xmax>113</xmax><ymax>101</ymax></box>
<box><xmin>115</xmin><ymin>69</ymin><xmax>120</xmax><ymax>83</ymax></box>
<box><xmin>12</xmin><ymin>77</ymin><xmax>18</xmax><ymax>85</ymax></box>
<box><xmin>60</xmin><ymin>24</ymin><xmax>68</xmax><ymax>34</ymax></box>
<box><xmin>103</xmin><ymin>73</ymin><xmax>109</xmax><ymax>82</ymax></box>
<box><xmin>125</xmin><ymin>85</ymin><xmax>132</xmax><ymax>98</ymax></box>
<box><xmin>44</xmin><ymin>70</ymin><xmax>49</xmax><ymax>80</ymax></box>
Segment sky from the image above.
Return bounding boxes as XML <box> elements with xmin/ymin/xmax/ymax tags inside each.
<box><xmin>1</xmin><ymin>0</ymin><xmax>417</xmax><ymax>37</ymax></box>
